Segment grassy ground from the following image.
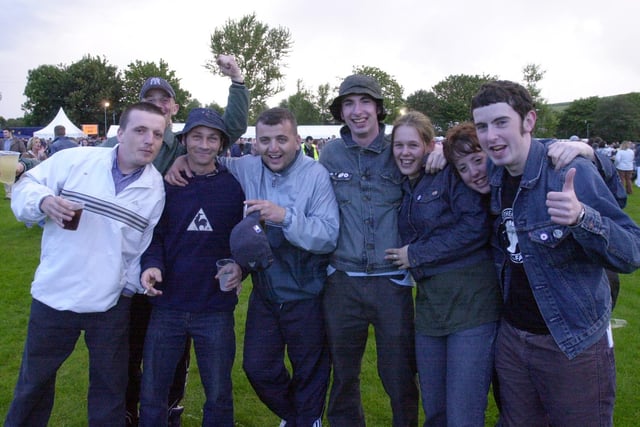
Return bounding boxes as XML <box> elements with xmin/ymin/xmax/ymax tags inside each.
<box><xmin>1</xmin><ymin>189</ymin><xmax>639</xmax><ymax>426</ymax></box>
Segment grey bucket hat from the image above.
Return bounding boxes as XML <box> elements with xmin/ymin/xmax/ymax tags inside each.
<box><xmin>329</xmin><ymin>74</ymin><xmax>386</xmax><ymax>122</ymax></box>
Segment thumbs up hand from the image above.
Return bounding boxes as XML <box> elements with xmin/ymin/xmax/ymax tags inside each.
<box><xmin>546</xmin><ymin>168</ymin><xmax>584</xmax><ymax>225</ymax></box>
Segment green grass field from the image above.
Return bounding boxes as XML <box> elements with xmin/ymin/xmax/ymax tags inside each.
<box><xmin>1</xmin><ymin>190</ymin><xmax>639</xmax><ymax>426</ymax></box>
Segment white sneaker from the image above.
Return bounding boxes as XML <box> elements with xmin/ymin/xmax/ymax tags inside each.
<box><xmin>279</xmin><ymin>417</ymin><xmax>322</xmax><ymax>426</ymax></box>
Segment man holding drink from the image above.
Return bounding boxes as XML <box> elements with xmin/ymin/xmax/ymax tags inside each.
<box><xmin>137</xmin><ymin>108</ymin><xmax>245</xmax><ymax>426</ymax></box>
<box><xmin>5</xmin><ymin>102</ymin><xmax>166</xmax><ymax>426</ymax></box>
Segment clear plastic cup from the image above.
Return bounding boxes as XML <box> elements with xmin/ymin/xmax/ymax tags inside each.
<box><xmin>0</xmin><ymin>151</ymin><xmax>20</xmax><ymax>184</ymax></box>
<box><xmin>216</xmin><ymin>258</ymin><xmax>236</xmax><ymax>292</ymax></box>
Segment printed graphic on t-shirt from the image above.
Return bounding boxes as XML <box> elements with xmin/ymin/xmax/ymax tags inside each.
<box><xmin>499</xmin><ymin>207</ymin><xmax>523</xmax><ymax>263</ymax></box>
<box><xmin>187</xmin><ymin>209</ymin><xmax>213</xmax><ymax>231</ymax></box>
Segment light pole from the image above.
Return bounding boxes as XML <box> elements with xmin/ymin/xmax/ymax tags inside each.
<box><xmin>104</xmin><ymin>101</ymin><xmax>110</xmax><ymax>136</ymax></box>
<box><xmin>585</xmin><ymin>120</ymin><xmax>590</xmax><ymax>140</ymax></box>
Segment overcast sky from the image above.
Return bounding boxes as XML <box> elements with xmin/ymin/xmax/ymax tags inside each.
<box><xmin>1</xmin><ymin>0</ymin><xmax>638</xmax><ymax>120</ymax></box>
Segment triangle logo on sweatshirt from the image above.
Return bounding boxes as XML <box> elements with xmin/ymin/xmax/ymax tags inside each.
<box><xmin>187</xmin><ymin>209</ymin><xmax>213</xmax><ymax>231</ymax></box>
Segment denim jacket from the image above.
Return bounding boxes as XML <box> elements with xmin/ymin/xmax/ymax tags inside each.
<box><xmin>399</xmin><ymin>166</ymin><xmax>492</xmax><ymax>281</ymax></box>
<box><xmin>488</xmin><ymin>140</ymin><xmax>640</xmax><ymax>359</ymax></box>
<box><xmin>319</xmin><ymin>125</ymin><xmax>404</xmax><ymax>274</ymax></box>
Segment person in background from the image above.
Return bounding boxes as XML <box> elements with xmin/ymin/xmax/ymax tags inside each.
<box><xmin>3</xmin><ymin>129</ymin><xmax>26</xmax><ymax>153</ymax></box>
<box><xmin>319</xmin><ymin>74</ymin><xmax>419</xmax><ymax>427</ymax></box>
<box><xmin>101</xmin><ymin>55</ymin><xmax>249</xmax><ymax>427</ymax></box>
<box><xmin>634</xmin><ymin>142</ymin><xmax>640</xmax><ymax>188</ymax></box>
<box><xmin>230</xmin><ymin>137</ymin><xmax>252</xmax><ymax>157</ymax></box>
<box><xmin>471</xmin><ymin>80</ymin><xmax>640</xmax><ymax>426</ymax></box>
<box><xmin>303</xmin><ymin>136</ymin><xmax>318</xmax><ymax>159</ymax></box>
<box><xmin>2</xmin><ymin>129</ymin><xmax>26</xmax><ymax>199</ymax></box>
<box><xmin>23</xmin><ymin>137</ymin><xmax>48</xmax><ymax>161</ymax></box>
<box><xmin>47</xmin><ymin>125</ymin><xmax>78</xmax><ymax>155</ymax></box>
<box><xmin>385</xmin><ymin>113</ymin><xmax>501</xmax><ymax>426</ymax></box>
<box><xmin>614</xmin><ymin>140</ymin><xmax>635</xmax><ymax>194</ymax></box>
<box><xmin>5</xmin><ymin>102</ymin><xmax>166</xmax><ymax>426</ymax></box>
<box><xmin>138</xmin><ymin>108</ymin><xmax>244</xmax><ymax>427</ymax></box>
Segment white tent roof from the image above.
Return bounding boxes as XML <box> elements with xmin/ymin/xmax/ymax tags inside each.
<box><xmin>34</xmin><ymin>108</ymin><xmax>86</xmax><ymax>139</ymax></box>
<box><xmin>241</xmin><ymin>124</ymin><xmax>393</xmax><ymax>139</ymax></box>
<box><xmin>107</xmin><ymin>124</ymin><xmax>392</xmax><ymax>139</ymax></box>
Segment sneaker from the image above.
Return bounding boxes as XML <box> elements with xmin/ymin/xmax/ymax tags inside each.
<box><xmin>279</xmin><ymin>420</ymin><xmax>286</xmax><ymax>427</ymax></box>
<box><xmin>125</xmin><ymin>410</ymin><xmax>138</xmax><ymax>427</ymax></box>
<box><xmin>168</xmin><ymin>405</ymin><xmax>185</xmax><ymax>427</ymax></box>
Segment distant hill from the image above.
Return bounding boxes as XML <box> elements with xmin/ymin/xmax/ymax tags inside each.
<box><xmin>548</xmin><ymin>102</ymin><xmax>571</xmax><ymax>113</ymax></box>
<box><xmin>548</xmin><ymin>92</ymin><xmax>639</xmax><ymax>113</ymax></box>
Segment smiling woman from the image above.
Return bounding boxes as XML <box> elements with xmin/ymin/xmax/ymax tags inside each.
<box><xmin>387</xmin><ymin>110</ymin><xmax>501</xmax><ymax>427</ymax></box>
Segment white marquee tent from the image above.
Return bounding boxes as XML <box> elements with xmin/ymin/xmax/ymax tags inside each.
<box><xmin>34</xmin><ymin>108</ymin><xmax>86</xmax><ymax>140</ymax></box>
<box><xmin>106</xmin><ymin>124</ymin><xmax>393</xmax><ymax>139</ymax></box>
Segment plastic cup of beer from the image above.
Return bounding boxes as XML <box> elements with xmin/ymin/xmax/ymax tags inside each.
<box><xmin>0</xmin><ymin>151</ymin><xmax>20</xmax><ymax>184</ymax></box>
<box><xmin>216</xmin><ymin>258</ymin><xmax>236</xmax><ymax>292</ymax></box>
<box><xmin>63</xmin><ymin>200</ymin><xmax>85</xmax><ymax>230</ymax></box>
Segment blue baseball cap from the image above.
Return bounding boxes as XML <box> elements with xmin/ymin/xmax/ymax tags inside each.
<box><xmin>139</xmin><ymin>77</ymin><xmax>176</xmax><ymax>100</ymax></box>
<box><xmin>230</xmin><ymin>211</ymin><xmax>274</xmax><ymax>271</ymax></box>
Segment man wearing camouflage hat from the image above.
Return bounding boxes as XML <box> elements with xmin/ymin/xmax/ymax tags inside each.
<box><xmin>319</xmin><ymin>75</ymin><xmax>419</xmax><ymax>427</ymax></box>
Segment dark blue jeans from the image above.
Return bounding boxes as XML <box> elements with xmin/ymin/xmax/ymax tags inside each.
<box><xmin>242</xmin><ymin>291</ymin><xmax>329</xmax><ymax>427</ymax></box>
<box><xmin>139</xmin><ymin>307</ymin><xmax>235</xmax><ymax>427</ymax></box>
<box><xmin>495</xmin><ymin>320</ymin><xmax>616</xmax><ymax>427</ymax></box>
<box><xmin>5</xmin><ymin>296</ymin><xmax>131</xmax><ymax>427</ymax></box>
<box><xmin>415</xmin><ymin>321</ymin><xmax>497</xmax><ymax>427</ymax></box>
<box><xmin>126</xmin><ymin>294</ymin><xmax>190</xmax><ymax>423</ymax></box>
<box><xmin>323</xmin><ymin>271</ymin><xmax>419</xmax><ymax>427</ymax></box>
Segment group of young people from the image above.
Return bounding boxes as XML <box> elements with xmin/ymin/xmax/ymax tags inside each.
<box><xmin>5</xmin><ymin>59</ymin><xmax>640</xmax><ymax>427</ymax></box>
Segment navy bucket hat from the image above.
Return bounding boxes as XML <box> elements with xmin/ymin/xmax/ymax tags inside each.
<box><xmin>177</xmin><ymin>108</ymin><xmax>231</xmax><ymax>150</ymax></box>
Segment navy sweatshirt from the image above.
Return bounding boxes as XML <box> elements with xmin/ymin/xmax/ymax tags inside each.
<box><xmin>141</xmin><ymin>165</ymin><xmax>245</xmax><ymax>312</ymax></box>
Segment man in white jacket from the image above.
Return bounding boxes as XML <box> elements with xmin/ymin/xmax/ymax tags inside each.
<box><xmin>5</xmin><ymin>102</ymin><xmax>166</xmax><ymax>427</ymax></box>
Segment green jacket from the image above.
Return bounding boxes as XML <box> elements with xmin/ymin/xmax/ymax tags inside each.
<box><xmin>101</xmin><ymin>82</ymin><xmax>249</xmax><ymax>175</ymax></box>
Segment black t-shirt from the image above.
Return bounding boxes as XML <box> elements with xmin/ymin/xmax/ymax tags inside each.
<box><xmin>499</xmin><ymin>173</ymin><xmax>550</xmax><ymax>334</ymax></box>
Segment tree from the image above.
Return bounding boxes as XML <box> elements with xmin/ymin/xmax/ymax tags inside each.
<box><xmin>122</xmin><ymin>59</ymin><xmax>193</xmax><ymax>122</ymax></box>
<box><xmin>433</xmin><ymin>74</ymin><xmax>495</xmax><ymax>128</ymax></box>
<box><xmin>405</xmin><ymin>74</ymin><xmax>495</xmax><ymax>132</ymax></box>
<box><xmin>316</xmin><ymin>83</ymin><xmax>333</xmax><ymax>124</ymax></box>
<box><xmin>208</xmin><ymin>13</ymin><xmax>292</xmax><ymax>122</ymax></box>
<box><xmin>278</xmin><ymin>80</ymin><xmax>321</xmax><ymax>124</ymax></box>
<box><xmin>351</xmin><ymin>66</ymin><xmax>404</xmax><ymax>123</ymax></box>
<box><xmin>593</xmin><ymin>94</ymin><xmax>640</xmax><ymax>141</ymax></box>
<box><xmin>204</xmin><ymin>101</ymin><xmax>223</xmax><ymax>115</ymax></box>
<box><xmin>522</xmin><ymin>63</ymin><xmax>557</xmax><ymax>137</ymax></box>
<box><xmin>65</xmin><ymin>55</ymin><xmax>122</xmax><ymax>133</ymax></box>
<box><xmin>22</xmin><ymin>55</ymin><xmax>122</xmax><ymax>134</ymax></box>
<box><xmin>22</xmin><ymin>65</ymin><xmax>68</xmax><ymax>126</ymax></box>
<box><xmin>405</xmin><ymin>90</ymin><xmax>442</xmax><ymax>132</ymax></box>
<box><xmin>556</xmin><ymin>97</ymin><xmax>599</xmax><ymax>139</ymax></box>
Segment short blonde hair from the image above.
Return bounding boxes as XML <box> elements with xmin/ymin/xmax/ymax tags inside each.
<box><xmin>27</xmin><ymin>137</ymin><xmax>41</xmax><ymax>151</ymax></box>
